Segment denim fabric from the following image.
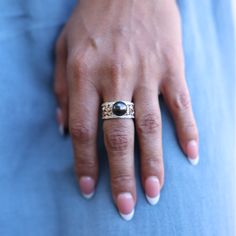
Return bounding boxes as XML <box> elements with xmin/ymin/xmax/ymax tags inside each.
<box><xmin>0</xmin><ymin>0</ymin><xmax>235</xmax><ymax>235</ymax></box>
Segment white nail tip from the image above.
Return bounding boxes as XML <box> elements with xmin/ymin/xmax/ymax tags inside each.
<box><xmin>59</xmin><ymin>125</ymin><xmax>64</xmax><ymax>136</ymax></box>
<box><xmin>146</xmin><ymin>194</ymin><xmax>160</xmax><ymax>205</ymax></box>
<box><xmin>188</xmin><ymin>155</ymin><xmax>200</xmax><ymax>166</ymax></box>
<box><xmin>119</xmin><ymin>209</ymin><xmax>135</xmax><ymax>221</ymax></box>
<box><xmin>82</xmin><ymin>191</ymin><xmax>94</xmax><ymax>199</ymax></box>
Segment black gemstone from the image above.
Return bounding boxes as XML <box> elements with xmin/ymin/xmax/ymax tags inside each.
<box><xmin>112</xmin><ymin>101</ymin><xmax>127</xmax><ymax>116</ymax></box>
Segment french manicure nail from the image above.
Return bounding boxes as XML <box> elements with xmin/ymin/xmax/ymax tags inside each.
<box><xmin>59</xmin><ymin>124</ymin><xmax>65</xmax><ymax>136</ymax></box>
<box><xmin>188</xmin><ymin>155</ymin><xmax>200</xmax><ymax>166</ymax></box>
<box><xmin>56</xmin><ymin>107</ymin><xmax>65</xmax><ymax>136</ymax></box>
<box><xmin>120</xmin><ymin>209</ymin><xmax>135</xmax><ymax>221</ymax></box>
<box><xmin>145</xmin><ymin>176</ymin><xmax>160</xmax><ymax>205</ymax></box>
<box><xmin>187</xmin><ymin>140</ymin><xmax>199</xmax><ymax>165</ymax></box>
<box><xmin>79</xmin><ymin>176</ymin><xmax>95</xmax><ymax>199</ymax></box>
<box><xmin>117</xmin><ymin>192</ymin><xmax>135</xmax><ymax>221</ymax></box>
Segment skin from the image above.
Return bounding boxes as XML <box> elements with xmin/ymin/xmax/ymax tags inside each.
<box><xmin>54</xmin><ymin>0</ymin><xmax>199</xmax><ymax>220</ymax></box>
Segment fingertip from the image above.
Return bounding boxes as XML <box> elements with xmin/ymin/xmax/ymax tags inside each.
<box><xmin>117</xmin><ymin>192</ymin><xmax>135</xmax><ymax>221</ymax></box>
<box><xmin>186</xmin><ymin>139</ymin><xmax>198</xmax><ymax>157</ymax></box>
<box><xmin>144</xmin><ymin>176</ymin><xmax>161</xmax><ymax>205</ymax></box>
<box><xmin>145</xmin><ymin>193</ymin><xmax>160</xmax><ymax>206</ymax></box>
<box><xmin>79</xmin><ymin>176</ymin><xmax>96</xmax><ymax>199</ymax></box>
<box><xmin>119</xmin><ymin>208</ymin><xmax>135</xmax><ymax>221</ymax></box>
<box><xmin>56</xmin><ymin>107</ymin><xmax>68</xmax><ymax>136</ymax></box>
<box><xmin>57</xmin><ymin>107</ymin><xmax>64</xmax><ymax>135</ymax></box>
<box><xmin>59</xmin><ymin>124</ymin><xmax>65</xmax><ymax>136</ymax></box>
<box><xmin>188</xmin><ymin>155</ymin><xmax>200</xmax><ymax>166</ymax></box>
<box><xmin>186</xmin><ymin>140</ymin><xmax>199</xmax><ymax>165</ymax></box>
<box><xmin>81</xmin><ymin>191</ymin><xmax>95</xmax><ymax>199</ymax></box>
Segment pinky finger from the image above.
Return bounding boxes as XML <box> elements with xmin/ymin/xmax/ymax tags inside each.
<box><xmin>162</xmin><ymin>79</ymin><xmax>199</xmax><ymax>165</ymax></box>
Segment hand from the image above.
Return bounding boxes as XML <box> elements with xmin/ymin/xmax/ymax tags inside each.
<box><xmin>54</xmin><ymin>0</ymin><xmax>199</xmax><ymax>220</ymax></box>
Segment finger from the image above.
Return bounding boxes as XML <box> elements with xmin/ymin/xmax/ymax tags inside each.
<box><xmin>54</xmin><ymin>32</ymin><xmax>69</xmax><ymax>135</ymax></box>
<box><xmin>103</xmin><ymin>93</ymin><xmax>136</xmax><ymax>220</ymax></box>
<box><xmin>162</xmin><ymin>74</ymin><xmax>199</xmax><ymax>165</ymax></box>
<box><xmin>134</xmin><ymin>86</ymin><xmax>164</xmax><ymax>205</ymax></box>
<box><xmin>67</xmin><ymin>55</ymin><xmax>100</xmax><ymax>199</ymax></box>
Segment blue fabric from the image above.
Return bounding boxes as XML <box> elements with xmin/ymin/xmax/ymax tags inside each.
<box><xmin>0</xmin><ymin>0</ymin><xmax>235</xmax><ymax>235</ymax></box>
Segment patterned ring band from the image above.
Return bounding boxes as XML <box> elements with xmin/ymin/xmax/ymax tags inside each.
<box><xmin>101</xmin><ymin>101</ymin><xmax>135</xmax><ymax>120</ymax></box>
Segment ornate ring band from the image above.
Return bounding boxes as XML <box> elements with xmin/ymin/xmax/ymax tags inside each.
<box><xmin>101</xmin><ymin>101</ymin><xmax>135</xmax><ymax>120</ymax></box>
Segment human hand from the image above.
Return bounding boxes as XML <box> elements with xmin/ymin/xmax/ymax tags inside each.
<box><xmin>54</xmin><ymin>0</ymin><xmax>199</xmax><ymax>221</ymax></box>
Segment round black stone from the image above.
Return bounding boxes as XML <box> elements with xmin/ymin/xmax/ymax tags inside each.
<box><xmin>112</xmin><ymin>101</ymin><xmax>127</xmax><ymax>116</ymax></box>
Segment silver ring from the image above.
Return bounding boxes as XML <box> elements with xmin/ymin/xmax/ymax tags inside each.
<box><xmin>101</xmin><ymin>101</ymin><xmax>135</xmax><ymax>120</ymax></box>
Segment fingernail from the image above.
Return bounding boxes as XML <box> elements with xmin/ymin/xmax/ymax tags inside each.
<box><xmin>56</xmin><ymin>108</ymin><xmax>65</xmax><ymax>136</ymax></box>
<box><xmin>187</xmin><ymin>140</ymin><xmax>199</xmax><ymax>165</ymax></box>
<box><xmin>59</xmin><ymin>124</ymin><xmax>65</xmax><ymax>136</ymax></box>
<box><xmin>145</xmin><ymin>176</ymin><xmax>160</xmax><ymax>205</ymax></box>
<box><xmin>79</xmin><ymin>176</ymin><xmax>95</xmax><ymax>199</ymax></box>
<box><xmin>188</xmin><ymin>155</ymin><xmax>199</xmax><ymax>166</ymax></box>
<box><xmin>117</xmin><ymin>192</ymin><xmax>135</xmax><ymax>221</ymax></box>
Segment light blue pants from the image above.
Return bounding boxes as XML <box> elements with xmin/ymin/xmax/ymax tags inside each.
<box><xmin>0</xmin><ymin>0</ymin><xmax>235</xmax><ymax>235</ymax></box>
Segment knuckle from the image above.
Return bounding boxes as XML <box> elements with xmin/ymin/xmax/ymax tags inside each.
<box><xmin>74</xmin><ymin>158</ymin><xmax>97</xmax><ymax>175</ymax></box>
<box><xmin>163</xmin><ymin>44</ymin><xmax>184</xmax><ymax>74</ymax></box>
<box><xmin>110</xmin><ymin>62</ymin><xmax>121</xmax><ymax>78</ymax></box>
<box><xmin>68</xmin><ymin>54</ymin><xmax>89</xmax><ymax>79</ymax></box>
<box><xmin>163</xmin><ymin>44</ymin><xmax>182</xmax><ymax>63</ymax></box>
<box><xmin>123</xmin><ymin>57</ymin><xmax>133</xmax><ymax>72</ymax></box>
<box><xmin>70</xmin><ymin>122</ymin><xmax>94</xmax><ymax>143</ymax></box>
<box><xmin>184</xmin><ymin>121</ymin><xmax>196</xmax><ymax>129</ymax></box>
<box><xmin>142</xmin><ymin>155</ymin><xmax>162</xmax><ymax>172</ymax></box>
<box><xmin>109</xmin><ymin>56</ymin><xmax>132</xmax><ymax>78</ymax></box>
<box><xmin>137</xmin><ymin>112</ymin><xmax>161</xmax><ymax>135</ymax></box>
<box><xmin>109</xmin><ymin>60</ymin><xmax>122</xmax><ymax>79</ymax></box>
<box><xmin>183</xmin><ymin>121</ymin><xmax>198</xmax><ymax>137</ymax></box>
<box><xmin>105</xmin><ymin>125</ymin><xmax>130</xmax><ymax>154</ymax></box>
<box><xmin>174</xmin><ymin>91</ymin><xmax>192</xmax><ymax>112</ymax></box>
<box><xmin>111</xmin><ymin>173</ymin><xmax>133</xmax><ymax>189</ymax></box>
<box><xmin>143</xmin><ymin>156</ymin><xmax>164</xmax><ymax>185</ymax></box>
<box><xmin>112</xmin><ymin>25</ymin><xmax>128</xmax><ymax>36</ymax></box>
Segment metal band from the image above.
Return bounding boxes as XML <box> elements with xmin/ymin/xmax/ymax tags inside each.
<box><xmin>101</xmin><ymin>101</ymin><xmax>135</xmax><ymax>120</ymax></box>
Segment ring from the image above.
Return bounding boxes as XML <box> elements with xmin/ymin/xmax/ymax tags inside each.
<box><xmin>101</xmin><ymin>101</ymin><xmax>135</xmax><ymax>120</ymax></box>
